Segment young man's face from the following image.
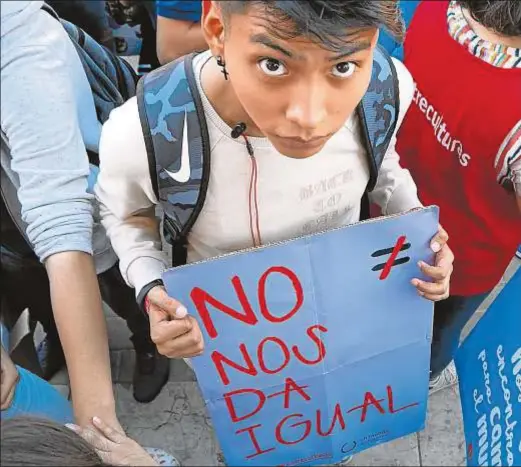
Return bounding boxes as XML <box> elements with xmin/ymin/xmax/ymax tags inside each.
<box><xmin>207</xmin><ymin>5</ymin><xmax>379</xmax><ymax>159</ymax></box>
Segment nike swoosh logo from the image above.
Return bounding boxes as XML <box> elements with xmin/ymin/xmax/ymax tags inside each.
<box><xmin>164</xmin><ymin>112</ymin><xmax>191</xmax><ymax>184</ymax></box>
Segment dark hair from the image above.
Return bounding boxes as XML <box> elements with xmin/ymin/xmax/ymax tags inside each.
<box><xmin>458</xmin><ymin>0</ymin><xmax>521</xmax><ymax>36</ymax></box>
<box><xmin>219</xmin><ymin>0</ymin><xmax>405</xmax><ymax>52</ymax></box>
<box><xmin>0</xmin><ymin>416</ymin><xmax>109</xmax><ymax>466</ymax></box>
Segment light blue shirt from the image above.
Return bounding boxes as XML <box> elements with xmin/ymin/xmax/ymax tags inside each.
<box><xmin>1</xmin><ymin>1</ymin><xmax>115</xmax><ymax>270</ymax></box>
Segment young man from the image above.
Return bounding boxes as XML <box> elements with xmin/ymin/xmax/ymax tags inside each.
<box><xmin>96</xmin><ymin>1</ymin><xmax>454</xmax><ymax>381</ymax></box>
<box><xmin>396</xmin><ymin>0</ymin><xmax>521</xmax><ymax>387</ymax></box>
<box><xmin>156</xmin><ymin>0</ymin><xmax>208</xmax><ymax>64</ymax></box>
<box><xmin>1</xmin><ymin>0</ymin><xmax>169</xmax><ymax>428</ymax></box>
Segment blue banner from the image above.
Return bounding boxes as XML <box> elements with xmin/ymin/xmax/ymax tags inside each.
<box><xmin>456</xmin><ymin>267</ymin><xmax>521</xmax><ymax>467</ymax></box>
<box><xmin>163</xmin><ymin>207</ymin><xmax>439</xmax><ymax>466</ymax></box>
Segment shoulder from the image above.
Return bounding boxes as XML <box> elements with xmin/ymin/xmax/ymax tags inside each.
<box><xmin>156</xmin><ymin>0</ymin><xmax>202</xmax><ymax>21</ymax></box>
<box><xmin>391</xmin><ymin>57</ymin><xmax>415</xmax><ymax>123</ymax></box>
<box><xmin>100</xmin><ymin>97</ymin><xmax>148</xmax><ymax>177</ymax></box>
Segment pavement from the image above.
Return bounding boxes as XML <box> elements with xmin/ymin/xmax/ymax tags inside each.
<box><xmin>49</xmin><ymin>257</ymin><xmax>520</xmax><ymax>466</ymax></box>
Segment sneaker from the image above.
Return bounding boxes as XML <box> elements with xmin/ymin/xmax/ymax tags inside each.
<box><xmin>133</xmin><ymin>349</ymin><xmax>170</xmax><ymax>403</ymax></box>
<box><xmin>429</xmin><ymin>361</ymin><xmax>458</xmax><ymax>395</ymax></box>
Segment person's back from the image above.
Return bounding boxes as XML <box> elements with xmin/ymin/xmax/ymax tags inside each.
<box><xmin>397</xmin><ymin>0</ymin><xmax>521</xmax><ymax>297</ymax></box>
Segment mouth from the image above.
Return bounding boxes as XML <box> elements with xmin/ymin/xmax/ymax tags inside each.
<box><xmin>275</xmin><ymin>134</ymin><xmax>330</xmax><ymax>149</ymax></box>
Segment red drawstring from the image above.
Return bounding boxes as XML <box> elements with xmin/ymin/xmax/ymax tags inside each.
<box><xmin>242</xmin><ymin>135</ymin><xmax>262</xmax><ymax>247</ymax></box>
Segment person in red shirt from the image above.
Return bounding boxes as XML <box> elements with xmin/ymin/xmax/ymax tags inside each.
<box><xmin>397</xmin><ymin>0</ymin><xmax>521</xmax><ymax>392</ymax></box>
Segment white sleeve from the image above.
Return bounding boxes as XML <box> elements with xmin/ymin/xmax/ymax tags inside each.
<box><xmin>494</xmin><ymin>120</ymin><xmax>521</xmax><ymax>196</ymax></box>
<box><xmin>369</xmin><ymin>58</ymin><xmax>423</xmax><ymax>215</ymax></box>
<box><xmin>95</xmin><ymin>97</ymin><xmax>169</xmax><ymax>296</ymax></box>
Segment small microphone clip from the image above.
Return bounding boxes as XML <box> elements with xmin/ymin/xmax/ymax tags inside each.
<box><xmin>231</xmin><ymin>122</ymin><xmax>247</xmax><ymax>139</ymax></box>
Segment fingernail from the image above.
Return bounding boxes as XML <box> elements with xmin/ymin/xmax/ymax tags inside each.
<box><xmin>417</xmin><ymin>290</ymin><xmax>424</xmax><ymax>297</ymax></box>
<box><xmin>411</xmin><ymin>279</ymin><xmax>419</xmax><ymax>287</ymax></box>
<box><xmin>176</xmin><ymin>306</ymin><xmax>188</xmax><ymax>318</ymax></box>
<box><xmin>431</xmin><ymin>241</ymin><xmax>441</xmax><ymax>253</ymax></box>
<box><xmin>66</xmin><ymin>423</ymin><xmax>80</xmax><ymax>432</ymax></box>
<box><xmin>418</xmin><ymin>261</ymin><xmax>424</xmax><ymax>268</ymax></box>
<box><xmin>92</xmin><ymin>416</ymin><xmax>101</xmax><ymax>424</ymax></box>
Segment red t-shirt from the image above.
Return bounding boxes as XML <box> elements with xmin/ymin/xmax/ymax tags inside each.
<box><xmin>397</xmin><ymin>1</ymin><xmax>521</xmax><ymax>296</ymax></box>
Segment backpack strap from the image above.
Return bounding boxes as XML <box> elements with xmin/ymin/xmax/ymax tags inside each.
<box><xmin>0</xmin><ymin>131</ymin><xmax>35</xmax><ymax>258</ymax></box>
<box><xmin>137</xmin><ymin>54</ymin><xmax>211</xmax><ymax>267</ymax></box>
<box><xmin>357</xmin><ymin>45</ymin><xmax>399</xmax><ymax>219</ymax></box>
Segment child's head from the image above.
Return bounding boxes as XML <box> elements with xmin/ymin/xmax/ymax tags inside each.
<box><xmin>202</xmin><ymin>1</ymin><xmax>404</xmax><ymax>158</ymax></box>
<box><xmin>458</xmin><ymin>0</ymin><xmax>521</xmax><ymax>37</ymax></box>
<box><xmin>0</xmin><ymin>416</ymin><xmax>108</xmax><ymax>466</ymax></box>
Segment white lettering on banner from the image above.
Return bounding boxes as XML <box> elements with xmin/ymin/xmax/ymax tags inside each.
<box><xmin>412</xmin><ymin>88</ymin><xmax>472</xmax><ymax>167</ymax></box>
<box><xmin>512</xmin><ymin>347</ymin><xmax>521</xmax><ymax>403</ymax></box>
<box><xmin>473</xmin><ymin>346</ymin><xmax>521</xmax><ymax>467</ymax></box>
<box><xmin>479</xmin><ymin>350</ymin><xmax>493</xmax><ymax>404</ymax></box>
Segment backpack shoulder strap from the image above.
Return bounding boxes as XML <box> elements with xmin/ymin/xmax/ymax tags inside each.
<box><xmin>136</xmin><ymin>53</ymin><xmax>211</xmax><ymax>266</ymax></box>
<box><xmin>357</xmin><ymin>45</ymin><xmax>400</xmax><ymax>193</ymax></box>
<box><xmin>0</xmin><ymin>131</ymin><xmax>35</xmax><ymax>257</ymax></box>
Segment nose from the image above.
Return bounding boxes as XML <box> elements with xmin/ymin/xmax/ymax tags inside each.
<box><xmin>285</xmin><ymin>81</ymin><xmax>327</xmax><ymax>133</ymax></box>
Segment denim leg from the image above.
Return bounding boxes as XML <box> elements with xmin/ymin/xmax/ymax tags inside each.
<box><xmin>430</xmin><ymin>292</ymin><xmax>488</xmax><ymax>378</ymax></box>
<box><xmin>97</xmin><ymin>264</ymin><xmax>153</xmax><ymax>353</ymax></box>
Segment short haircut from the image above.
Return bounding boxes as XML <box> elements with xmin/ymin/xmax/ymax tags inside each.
<box><xmin>0</xmin><ymin>416</ymin><xmax>108</xmax><ymax>466</ymax></box>
<box><xmin>218</xmin><ymin>0</ymin><xmax>405</xmax><ymax>52</ymax></box>
<box><xmin>458</xmin><ymin>0</ymin><xmax>521</xmax><ymax>37</ymax></box>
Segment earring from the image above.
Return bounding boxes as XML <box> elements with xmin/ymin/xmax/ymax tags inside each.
<box><xmin>216</xmin><ymin>55</ymin><xmax>229</xmax><ymax>80</ymax></box>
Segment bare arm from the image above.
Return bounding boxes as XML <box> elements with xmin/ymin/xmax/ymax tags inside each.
<box><xmin>1</xmin><ymin>11</ymin><xmax>119</xmax><ymax>429</ymax></box>
<box><xmin>45</xmin><ymin>252</ymin><xmax>120</xmax><ymax>430</ymax></box>
<box><xmin>156</xmin><ymin>16</ymin><xmax>208</xmax><ymax>65</ymax></box>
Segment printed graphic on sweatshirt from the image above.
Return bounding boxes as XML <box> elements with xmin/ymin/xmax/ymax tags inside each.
<box><xmin>412</xmin><ymin>87</ymin><xmax>471</xmax><ymax>167</ymax></box>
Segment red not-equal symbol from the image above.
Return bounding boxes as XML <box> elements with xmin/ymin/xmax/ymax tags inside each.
<box><xmin>371</xmin><ymin>235</ymin><xmax>410</xmax><ymax>280</ymax></box>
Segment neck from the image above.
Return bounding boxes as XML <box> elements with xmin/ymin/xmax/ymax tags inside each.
<box><xmin>200</xmin><ymin>57</ymin><xmax>265</xmax><ymax>137</ymax></box>
<box><xmin>462</xmin><ymin>8</ymin><xmax>521</xmax><ymax>49</ymax></box>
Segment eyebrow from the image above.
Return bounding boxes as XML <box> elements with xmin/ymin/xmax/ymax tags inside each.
<box><xmin>249</xmin><ymin>33</ymin><xmax>372</xmax><ymax>62</ymax></box>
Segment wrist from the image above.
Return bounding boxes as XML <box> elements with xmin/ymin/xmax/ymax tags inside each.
<box><xmin>137</xmin><ymin>279</ymin><xmax>164</xmax><ymax>314</ymax></box>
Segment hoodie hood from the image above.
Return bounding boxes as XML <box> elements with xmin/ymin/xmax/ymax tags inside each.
<box><xmin>1</xmin><ymin>1</ymin><xmax>44</xmax><ymax>37</ymax></box>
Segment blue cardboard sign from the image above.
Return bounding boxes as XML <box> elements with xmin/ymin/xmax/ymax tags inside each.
<box><xmin>456</xmin><ymin>267</ymin><xmax>521</xmax><ymax>467</ymax></box>
<box><xmin>163</xmin><ymin>207</ymin><xmax>439</xmax><ymax>466</ymax></box>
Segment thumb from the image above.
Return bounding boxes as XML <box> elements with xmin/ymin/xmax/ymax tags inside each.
<box><xmin>147</xmin><ymin>286</ymin><xmax>188</xmax><ymax>322</ymax></box>
<box><xmin>430</xmin><ymin>224</ymin><xmax>449</xmax><ymax>253</ymax></box>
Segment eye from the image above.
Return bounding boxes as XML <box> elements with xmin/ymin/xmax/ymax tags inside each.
<box><xmin>331</xmin><ymin>61</ymin><xmax>356</xmax><ymax>78</ymax></box>
<box><xmin>258</xmin><ymin>58</ymin><xmax>287</xmax><ymax>76</ymax></box>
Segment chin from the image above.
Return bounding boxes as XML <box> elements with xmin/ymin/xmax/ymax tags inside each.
<box><xmin>272</xmin><ymin>141</ymin><xmax>327</xmax><ymax>159</ymax></box>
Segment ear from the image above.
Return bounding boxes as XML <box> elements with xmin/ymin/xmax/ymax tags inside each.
<box><xmin>201</xmin><ymin>0</ymin><xmax>225</xmax><ymax>58</ymax></box>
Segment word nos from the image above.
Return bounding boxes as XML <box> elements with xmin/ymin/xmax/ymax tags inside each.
<box><xmin>472</xmin><ymin>347</ymin><xmax>521</xmax><ymax>467</ymax></box>
<box><xmin>413</xmin><ymin>87</ymin><xmax>471</xmax><ymax>167</ymax></box>
<box><xmin>189</xmin><ymin>265</ymin><xmax>419</xmax><ymax>460</ymax></box>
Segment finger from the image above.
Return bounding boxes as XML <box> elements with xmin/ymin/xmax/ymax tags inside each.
<box><xmin>417</xmin><ymin>261</ymin><xmax>448</xmax><ymax>281</ymax></box>
<box><xmin>66</xmin><ymin>424</ymin><xmax>113</xmax><ymax>452</ymax></box>
<box><xmin>147</xmin><ymin>286</ymin><xmax>188</xmax><ymax>320</ymax></box>
<box><xmin>430</xmin><ymin>225</ymin><xmax>449</xmax><ymax>253</ymax></box>
<box><xmin>157</xmin><ymin>318</ymin><xmax>204</xmax><ymax>358</ymax></box>
<box><xmin>151</xmin><ymin>317</ymin><xmax>193</xmax><ymax>345</ymax></box>
<box><xmin>92</xmin><ymin>416</ymin><xmax>126</xmax><ymax>444</ymax></box>
<box><xmin>412</xmin><ymin>279</ymin><xmax>448</xmax><ymax>296</ymax></box>
<box><xmin>435</xmin><ymin>245</ymin><xmax>455</xmax><ymax>268</ymax></box>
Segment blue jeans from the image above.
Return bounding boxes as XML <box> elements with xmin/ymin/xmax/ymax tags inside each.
<box><xmin>1</xmin><ymin>366</ymin><xmax>73</xmax><ymax>424</ymax></box>
<box><xmin>430</xmin><ymin>293</ymin><xmax>488</xmax><ymax>378</ymax></box>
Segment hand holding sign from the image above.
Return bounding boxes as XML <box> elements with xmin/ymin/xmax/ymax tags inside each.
<box><xmin>413</xmin><ymin>224</ymin><xmax>453</xmax><ymax>301</ymax></box>
<box><xmin>147</xmin><ymin>286</ymin><xmax>205</xmax><ymax>358</ymax></box>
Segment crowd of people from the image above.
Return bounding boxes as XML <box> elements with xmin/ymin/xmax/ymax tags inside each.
<box><xmin>1</xmin><ymin>0</ymin><xmax>519</xmax><ymax>465</ymax></box>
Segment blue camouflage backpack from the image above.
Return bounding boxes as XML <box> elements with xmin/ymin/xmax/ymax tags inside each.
<box><xmin>137</xmin><ymin>46</ymin><xmax>399</xmax><ymax>269</ymax></box>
